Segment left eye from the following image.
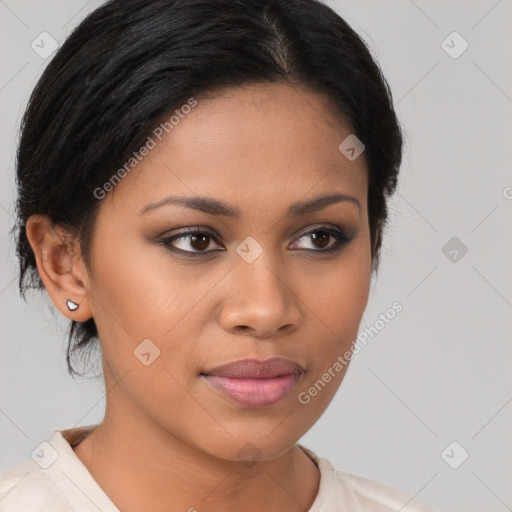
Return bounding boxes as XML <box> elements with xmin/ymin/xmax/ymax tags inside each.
<box><xmin>290</xmin><ymin>228</ymin><xmax>351</xmax><ymax>252</ymax></box>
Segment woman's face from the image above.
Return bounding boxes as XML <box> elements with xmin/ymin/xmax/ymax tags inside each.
<box><xmin>83</xmin><ymin>83</ymin><xmax>372</xmax><ymax>461</ymax></box>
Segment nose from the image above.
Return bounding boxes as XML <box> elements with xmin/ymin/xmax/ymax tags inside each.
<box><xmin>218</xmin><ymin>254</ymin><xmax>302</xmax><ymax>338</ymax></box>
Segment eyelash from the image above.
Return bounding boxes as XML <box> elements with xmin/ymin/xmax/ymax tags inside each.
<box><xmin>159</xmin><ymin>224</ymin><xmax>353</xmax><ymax>258</ymax></box>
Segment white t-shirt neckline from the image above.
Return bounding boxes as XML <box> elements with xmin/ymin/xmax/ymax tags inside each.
<box><xmin>0</xmin><ymin>425</ymin><xmax>436</xmax><ymax>511</ymax></box>
<box><xmin>43</xmin><ymin>426</ymin><xmax>119</xmax><ymax>511</ymax></box>
<box><xmin>34</xmin><ymin>424</ymin><xmax>359</xmax><ymax>511</ymax></box>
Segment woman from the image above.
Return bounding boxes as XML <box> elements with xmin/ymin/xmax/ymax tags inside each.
<box><xmin>0</xmin><ymin>0</ymin><xmax>437</xmax><ymax>510</ymax></box>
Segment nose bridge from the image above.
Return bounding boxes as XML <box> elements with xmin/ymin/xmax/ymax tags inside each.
<box><xmin>233</xmin><ymin>233</ymin><xmax>283</xmax><ymax>291</ymax></box>
<box><xmin>238</xmin><ymin>251</ymin><xmax>284</xmax><ymax>299</ymax></box>
<box><xmin>219</xmin><ymin>243</ymin><xmax>301</xmax><ymax>336</ymax></box>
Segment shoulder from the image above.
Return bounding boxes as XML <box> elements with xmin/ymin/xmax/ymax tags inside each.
<box><xmin>0</xmin><ymin>460</ymin><xmax>72</xmax><ymax>511</ymax></box>
<box><xmin>298</xmin><ymin>444</ymin><xmax>439</xmax><ymax>512</ymax></box>
<box><xmin>334</xmin><ymin>469</ymin><xmax>439</xmax><ymax>512</ymax></box>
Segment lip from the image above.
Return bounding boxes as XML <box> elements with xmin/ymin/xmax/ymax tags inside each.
<box><xmin>200</xmin><ymin>357</ymin><xmax>304</xmax><ymax>408</ymax></box>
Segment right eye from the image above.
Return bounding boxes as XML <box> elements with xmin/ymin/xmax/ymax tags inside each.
<box><xmin>160</xmin><ymin>228</ymin><xmax>225</xmax><ymax>256</ymax></box>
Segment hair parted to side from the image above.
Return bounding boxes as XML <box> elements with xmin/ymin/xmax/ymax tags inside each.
<box><xmin>13</xmin><ymin>0</ymin><xmax>404</xmax><ymax>378</ymax></box>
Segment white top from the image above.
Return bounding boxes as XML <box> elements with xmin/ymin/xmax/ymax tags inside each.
<box><xmin>0</xmin><ymin>425</ymin><xmax>438</xmax><ymax>511</ymax></box>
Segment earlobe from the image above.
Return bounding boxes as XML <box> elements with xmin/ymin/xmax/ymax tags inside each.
<box><xmin>25</xmin><ymin>214</ymin><xmax>93</xmax><ymax>322</ymax></box>
<box><xmin>66</xmin><ymin>299</ymin><xmax>80</xmax><ymax>311</ymax></box>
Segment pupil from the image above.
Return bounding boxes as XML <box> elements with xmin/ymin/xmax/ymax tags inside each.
<box><xmin>312</xmin><ymin>231</ymin><xmax>329</xmax><ymax>249</ymax></box>
<box><xmin>191</xmin><ymin>234</ymin><xmax>209</xmax><ymax>251</ymax></box>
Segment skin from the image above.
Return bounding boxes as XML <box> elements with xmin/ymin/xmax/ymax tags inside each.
<box><xmin>26</xmin><ymin>82</ymin><xmax>376</xmax><ymax>512</ymax></box>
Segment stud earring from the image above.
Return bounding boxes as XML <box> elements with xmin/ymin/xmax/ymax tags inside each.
<box><xmin>66</xmin><ymin>299</ymin><xmax>79</xmax><ymax>311</ymax></box>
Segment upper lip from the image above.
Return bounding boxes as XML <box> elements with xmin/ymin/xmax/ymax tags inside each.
<box><xmin>202</xmin><ymin>357</ymin><xmax>305</xmax><ymax>379</ymax></box>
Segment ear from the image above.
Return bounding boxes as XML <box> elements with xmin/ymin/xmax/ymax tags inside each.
<box><xmin>25</xmin><ymin>214</ymin><xmax>93</xmax><ymax>322</ymax></box>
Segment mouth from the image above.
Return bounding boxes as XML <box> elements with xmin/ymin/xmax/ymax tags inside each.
<box><xmin>200</xmin><ymin>357</ymin><xmax>305</xmax><ymax>408</ymax></box>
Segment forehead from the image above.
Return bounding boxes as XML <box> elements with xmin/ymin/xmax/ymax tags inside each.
<box><xmin>106</xmin><ymin>83</ymin><xmax>368</xmax><ymax>217</ymax></box>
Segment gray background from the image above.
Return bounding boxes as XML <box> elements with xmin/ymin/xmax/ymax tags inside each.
<box><xmin>1</xmin><ymin>1</ymin><xmax>511</xmax><ymax>511</ymax></box>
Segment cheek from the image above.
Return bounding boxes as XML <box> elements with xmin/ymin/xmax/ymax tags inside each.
<box><xmin>87</xmin><ymin>232</ymin><xmax>211</xmax><ymax>385</ymax></box>
<box><xmin>297</xmin><ymin>243</ymin><xmax>371</xmax><ymax>397</ymax></box>
<box><xmin>87</xmin><ymin>241</ymin><xmax>201</xmax><ymax>420</ymax></box>
<box><xmin>303</xmin><ymin>243</ymin><xmax>371</xmax><ymax>344</ymax></box>
<box><xmin>88</xmin><ymin>231</ymin><xmax>186</xmax><ymax>336</ymax></box>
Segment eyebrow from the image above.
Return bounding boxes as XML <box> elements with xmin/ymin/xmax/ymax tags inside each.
<box><xmin>139</xmin><ymin>192</ymin><xmax>361</xmax><ymax>218</ymax></box>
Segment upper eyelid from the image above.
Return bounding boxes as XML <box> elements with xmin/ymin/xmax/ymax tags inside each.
<box><xmin>161</xmin><ymin>224</ymin><xmax>349</xmax><ymax>250</ymax></box>
<box><xmin>162</xmin><ymin>223</ymin><xmax>346</xmax><ymax>239</ymax></box>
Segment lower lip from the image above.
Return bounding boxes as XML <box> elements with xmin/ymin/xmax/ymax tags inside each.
<box><xmin>202</xmin><ymin>373</ymin><xmax>302</xmax><ymax>408</ymax></box>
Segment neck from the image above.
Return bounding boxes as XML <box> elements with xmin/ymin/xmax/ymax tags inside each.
<box><xmin>72</xmin><ymin>403</ymin><xmax>320</xmax><ymax>512</ymax></box>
